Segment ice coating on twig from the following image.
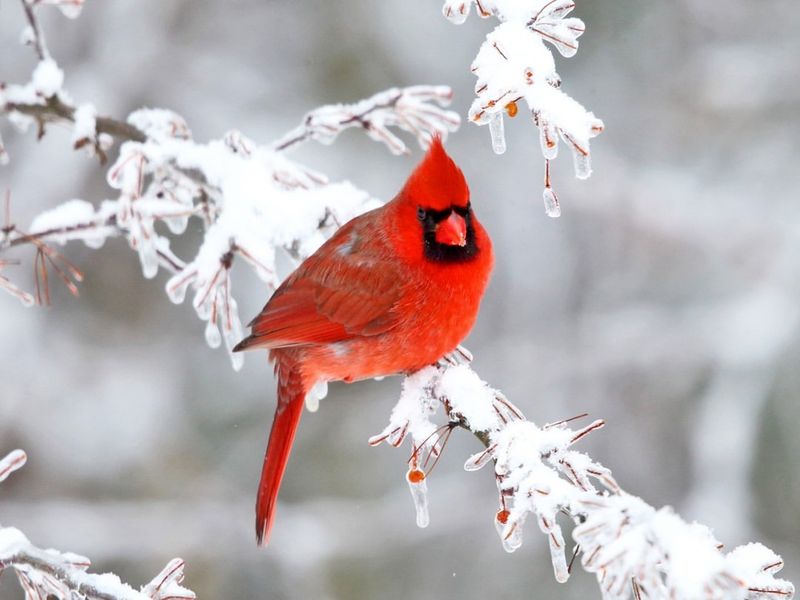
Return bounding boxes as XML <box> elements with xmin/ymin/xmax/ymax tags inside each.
<box><xmin>273</xmin><ymin>86</ymin><xmax>460</xmax><ymax>154</ymax></box>
<box><xmin>443</xmin><ymin>0</ymin><xmax>603</xmax><ymax>215</ymax></box>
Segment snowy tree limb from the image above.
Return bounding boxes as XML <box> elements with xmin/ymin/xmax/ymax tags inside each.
<box><xmin>0</xmin><ymin>1</ymin><xmax>459</xmax><ymax>369</ymax></box>
<box><xmin>442</xmin><ymin>0</ymin><xmax>604</xmax><ymax>217</ymax></box>
<box><xmin>0</xmin><ymin>451</ymin><xmax>195</xmax><ymax>600</ymax></box>
<box><xmin>370</xmin><ymin>363</ymin><xmax>795</xmax><ymax>600</ymax></box>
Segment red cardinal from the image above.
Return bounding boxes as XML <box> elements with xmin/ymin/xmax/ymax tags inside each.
<box><xmin>234</xmin><ymin>137</ymin><xmax>493</xmax><ymax>545</ymax></box>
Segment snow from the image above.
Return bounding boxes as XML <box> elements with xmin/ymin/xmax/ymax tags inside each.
<box><xmin>437</xmin><ymin>364</ymin><xmax>497</xmax><ymax>432</ymax></box>
<box><xmin>72</xmin><ymin>103</ymin><xmax>97</xmax><ymax>145</ymax></box>
<box><xmin>31</xmin><ymin>58</ymin><xmax>64</xmax><ymax>97</ymax></box>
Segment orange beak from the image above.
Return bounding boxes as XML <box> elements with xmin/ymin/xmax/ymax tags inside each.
<box><xmin>434</xmin><ymin>211</ymin><xmax>467</xmax><ymax>247</ymax></box>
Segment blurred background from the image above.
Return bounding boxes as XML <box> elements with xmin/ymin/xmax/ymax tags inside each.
<box><xmin>2</xmin><ymin>1</ymin><xmax>799</xmax><ymax>598</ymax></box>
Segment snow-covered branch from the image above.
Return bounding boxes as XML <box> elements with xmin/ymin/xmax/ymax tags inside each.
<box><xmin>0</xmin><ymin>1</ymin><xmax>459</xmax><ymax>369</ymax></box>
<box><xmin>0</xmin><ymin>450</ymin><xmax>195</xmax><ymax>600</ymax></box>
<box><xmin>370</xmin><ymin>363</ymin><xmax>795</xmax><ymax>600</ymax></box>
<box><xmin>442</xmin><ymin>0</ymin><xmax>603</xmax><ymax>217</ymax></box>
<box><xmin>274</xmin><ymin>85</ymin><xmax>460</xmax><ymax>154</ymax></box>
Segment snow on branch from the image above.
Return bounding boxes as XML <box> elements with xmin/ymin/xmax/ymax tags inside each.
<box><xmin>0</xmin><ymin>0</ymin><xmax>460</xmax><ymax>369</ymax></box>
<box><xmin>273</xmin><ymin>85</ymin><xmax>460</xmax><ymax>154</ymax></box>
<box><xmin>442</xmin><ymin>0</ymin><xmax>603</xmax><ymax>217</ymax></box>
<box><xmin>370</xmin><ymin>362</ymin><xmax>795</xmax><ymax>600</ymax></box>
<box><xmin>0</xmin><ymin>450</ymin><xmax>195</xmax><ymax>600</ymax></box>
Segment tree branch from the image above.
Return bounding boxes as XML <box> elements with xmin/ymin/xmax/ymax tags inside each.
<box><xmin>5</xmin><ymin>96</ymin><xmax>146</xmax><ymax>144</ymax></box>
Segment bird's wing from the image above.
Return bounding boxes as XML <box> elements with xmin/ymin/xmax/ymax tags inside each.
<box><xmin>235</xmin><ymin>219</ymin><xmax>405</xmax><ymax>351</ymax></box>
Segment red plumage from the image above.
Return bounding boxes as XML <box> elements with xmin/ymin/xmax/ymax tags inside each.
<box><xmin>234</xmin><ymin>137</ymin><xmax>493</xmax><ymax>545</ymax></box>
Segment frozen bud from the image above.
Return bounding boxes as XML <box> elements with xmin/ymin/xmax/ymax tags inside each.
<box><xmin>406</xmin><ymin>468</ymin><xmax>430</xmax><ymax>528</ymax></box>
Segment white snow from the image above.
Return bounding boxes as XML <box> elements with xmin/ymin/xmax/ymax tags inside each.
<box><xmin>72</xmin><ymin>103</ymin><xmax>97</xmax><ymax>145</ymax></box>
<box><xmin>437</xmin><ymin>364</ymin><xmax>497</xmax><ymax>432</ymax></box>
<box><xmin>31</xmin><ymin>58</ymin><xmax>64</xmax><ymax>97</ymax></box>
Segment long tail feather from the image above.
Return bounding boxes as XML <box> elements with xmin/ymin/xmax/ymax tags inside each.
<box><xmin>256</xmin><ymin>360</ymin><xmax>306</xmax><ymax>546</ymax></box>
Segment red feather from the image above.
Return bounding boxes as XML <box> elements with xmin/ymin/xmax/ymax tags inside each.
<box><xmin>236</xmin><ymin>136</ymin><xmax>494</xmax><ymax>545</ymax></box>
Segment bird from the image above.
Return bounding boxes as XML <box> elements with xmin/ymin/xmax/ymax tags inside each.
<box><xmin>233</xmin><ymin>136</ymin><xmax>494</xmax><ymax>545</ymax></box>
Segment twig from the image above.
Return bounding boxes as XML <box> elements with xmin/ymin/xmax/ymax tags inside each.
<box><xmin>5</xmin><ymin>96</ymin><xmax>146</xmax><ymax>144</ymax></box>
<box><xmin>19</xmin><ymin>0</ymin><xmax>49</xmax><ymax>61</ymax></box>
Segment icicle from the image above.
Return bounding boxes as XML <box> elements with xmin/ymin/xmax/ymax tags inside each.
<box><xmin>500</xmin><ymin>517</ymin><xmax>524</xmax><ymax>553</ymax></box>
<box><xmin>406</xmin><ymin>468</ymin><xmax>430</xmax><ymax>528</ymax></box>
<box><xmin>229</xmin><ymin>349</ymin><xmax>244</xmax><ymax>372</ymax></box>
<box><xmin>0</xmin><ymin>449</ymin><xmax>27</xmax><ymax>482</ymax></box>
<box><xmin>543</xmin><ymin>159</ymin><xmax>561</xmax><ymax>218</ymax></box>
<box><xmin>139</xmin><ymin>246</ymin><xmax>159</xmax><ymax>279</ymax></box>
<box><xmin>488</xmin><ymin>113</ymin><xmax>506</xmax><ymax>155</ymax></box>
<box><xmin>164</xmin><ymin>215</ymin><xmax>189</xmax><ymax>235</ymax></box>
<box><xmin>166</xmin><ymin>271</ymin><xmax>192</xmax><ymax>304</ymax></box>
<box><xmin>543</xmin><ymin>187</ymin><xmax>561</xmax><ymax>218</ymax></box>
<box><xmin>464</xmin><ymin>446</ymin><xmax>495</xmax><ymax>471</ymax></box>
<box><xmin>538</xmin><ymin>120</ymin><xmax>559</xmax><ymax>160</ymax></box>
<box><xmin>19</xmin><ymin>292</ymin><xmax>36</xmax><ymax>307</ymax></box>
<box><xmin>205</xmin><ymin>320</ymin><xmax>221</xmax><ymax>348</ymax></box>
<box><xmin>306</xmin><ymin>381</ymin><xmax>328</xmax><ymax>413</ymax></box>
<box><xmin>570</xmin><ymin>144</ymin><xmax>592</xmax><ymax>179</ymax></box>
<box><xmin>547</xmin><ymin>524</ymin><xmax>570</xmax><ymax>583</ymax></box>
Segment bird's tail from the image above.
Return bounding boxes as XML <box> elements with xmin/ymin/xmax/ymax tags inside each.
<box><xmin>256</xmin><ymin>356</ymin><xmax>306</xmax><ymax>546</ymax></box>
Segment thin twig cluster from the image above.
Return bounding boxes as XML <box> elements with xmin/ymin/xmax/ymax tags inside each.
<box><xmin>0</xmin><ymin>450</ymin><xmax>195</xmax><ymax>600</ymax></box>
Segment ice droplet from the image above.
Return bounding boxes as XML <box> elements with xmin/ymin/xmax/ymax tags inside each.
<box><xmin>82</xmin><ymin>234</ymin><xmax>107</xmax><ymax>249</ymax></box>
<box><xmin>19</xmin><ymin>293</ymin><xmax>36</xmax><ymax>308</ymax></box>
<box><xmin>500</xmin><ymin>517</ymin><xmax>524</xmax><ymax>553</ymax></box>
<box><xmin>305</xmin><ymin>381</ymin><xmax>328</xmax><ymax>413</ymax></box>
<box><xmin>165</xmin><ymin>215</ymin><xmax>189</xmax><ymax>235</ymax></box>
<box><xmin>166</xmin><ymin>274</ymin><xmax>191</xmax><ymax>304</ymax></box>
<box><xmin>464</xmin><ymin>447</ymin><xmax>494</xmax><ymax>471</ymax></box>
<box><xmin>571</xmin><ymin>146</ymin><xmax>592</xmax><ymax>179</ymax></box>
<box><xmin>139</xmin><ymin>246</ymin><xmax>159</xmax><ymax>279</ymax></box>
<box><xmin>205</xmin><ymin>320</ymin><xmax>222</xmax><ymax>348</ymax></box>
<box><xmin>543</xmin><ymin>187</ymin><xmax>561</xmax><ymax>218</ymax></box>
<box><xmin>488</xmin><ymin>113</ymin><xmax>506</xmax><ymax>155</ymax></box>
<box><xmin>230</xmin><ymin>351</ymin><xmax>244</xmax><ymax>372</ymax></box>
<box><xmin>406</xmin><ymin>471</ymin><xmax>430</xmax><ymax>528</ymax></box>
<box><xmin>547</xmin><ymin>525</ymin><xmax>569</xmax><ymax>583</ymax></box>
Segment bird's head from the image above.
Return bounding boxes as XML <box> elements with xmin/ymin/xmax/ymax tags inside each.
<box><xmin>394</xmin><ymin>136</ymin><xmax>479</xmax><ymax>263</ymax></box>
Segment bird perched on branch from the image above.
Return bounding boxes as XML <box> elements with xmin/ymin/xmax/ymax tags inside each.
<box><xmin>234</xmin><ymin>137</ymin><xmax>493</xmax><ymax>545</ymax></box>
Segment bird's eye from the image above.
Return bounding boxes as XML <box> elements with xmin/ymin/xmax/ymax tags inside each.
<box><xmin>417</xmin><ymin>207</ymin><xmax>427</xmax><ymax>221</ymax></box>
